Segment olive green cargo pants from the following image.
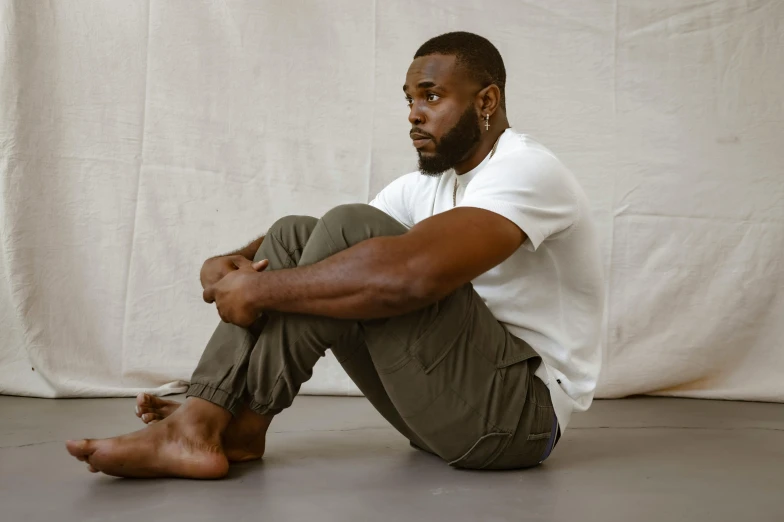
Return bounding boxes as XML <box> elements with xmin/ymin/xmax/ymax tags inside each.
<box><xmin>188</xmin><ymin>204</ymin><xmax>558</xmax><ymax>469</ymax></box>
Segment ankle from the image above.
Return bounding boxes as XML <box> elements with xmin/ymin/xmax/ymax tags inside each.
<box><xmin>177</xmin><ymin>398</ymin><xmax>233</xmax><ymax>434</ymax></box>
<box><xmin>238</xmin><ymin>407</ymin><xmax>273</xmax><ymax>432</ymax></box>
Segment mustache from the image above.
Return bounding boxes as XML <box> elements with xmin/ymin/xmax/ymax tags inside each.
<box><xmin>410</xmin><ymin>128</ymin><xmax>435</xmax><ymax>140</ymax></box>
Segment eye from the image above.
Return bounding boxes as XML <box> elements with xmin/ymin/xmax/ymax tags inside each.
<box><xmin>426</xmin><ymin>92</ymin><xmax>440</xmax><ymax>102</ymax></box>
<box><xmin>405</xmin><ymin>96</ymin><xmax>413</xmax><ymax>107</ymax></box>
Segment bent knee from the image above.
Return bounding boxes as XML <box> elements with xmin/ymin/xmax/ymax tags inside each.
<box><xmin>267</xmin><ymin>215</ymin><xmax>318</xmax><ymax>237</ymax></box>
<box><xmin>321</xmin><ymin>204</ymin><xmax>381</xmax><ymax>224</ymax></box>
<box><xmin>321</xmin><ymin>204</ymin><xmax>407</xmax><ymax>241</ymax></box>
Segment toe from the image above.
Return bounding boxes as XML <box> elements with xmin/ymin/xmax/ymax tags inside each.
<box><xmin>145</xmin><ymin>393</ymin><xmax>164</xmax><ymax>408</ymax></box>
<box><xmin>87</xmin><ymin>464</ymin><xmax>99</xmax><ymax>473</ymax></box>
<box><xmin>136</xmin><ymin>393</ymin><xmax>150</xmax><ymax>417</ymax></box>
<box><xmin>137</xmin><ymin>392</ymin><xmax>151</xmax><ymax>407</ymax></box>
<box><xmin>66</xmin><ymin>439</ymin><xmax>95</xmax><ymax>459</ymax></box>
<box><xmin>136</xmin><ymin>393</ymin><xmax>180</xmax><ymax>422</ymax></box>
<box><xmin>141</xmin><ymin>413</ymin><xmax>161</xmax><ymax>424</ymax></box>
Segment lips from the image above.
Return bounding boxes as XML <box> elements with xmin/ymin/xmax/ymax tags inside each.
<box><xmin>410</xmin><ymin>132</ymin><xmax>433</xmax><ymax>149</ymax></box>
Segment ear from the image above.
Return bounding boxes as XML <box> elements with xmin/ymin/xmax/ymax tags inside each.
<box><xmin>475</xmin><ymin>84</ymin><xmax>502</xmax><ymax>117</ymax></box>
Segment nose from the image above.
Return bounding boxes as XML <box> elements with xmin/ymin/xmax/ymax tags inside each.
<box><xmin>408</xmin><ymin>102</ymin><xmax>424</xmax><ymax>126</ymax></box>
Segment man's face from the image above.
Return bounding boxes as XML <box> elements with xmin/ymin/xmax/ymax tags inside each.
<box><xmin>404</xmin><ymin>54</ymin><xmax>483</xmax><ymax>176</ymax></box>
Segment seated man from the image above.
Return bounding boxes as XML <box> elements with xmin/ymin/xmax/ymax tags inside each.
<box><xmin>66</xmin><ymin>31</ymin><xmax>604</xmax><ymax>478</ymax></box>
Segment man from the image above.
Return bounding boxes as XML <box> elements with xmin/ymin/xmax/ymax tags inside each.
<box><xmin>66</xmin><ymin>31</ymin><xmax>604</xmax><ymax>478</ymax></box>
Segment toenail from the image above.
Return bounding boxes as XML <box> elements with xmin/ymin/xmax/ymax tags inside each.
<box><xmin>135</xmin><ymin>406</ymin><xmax>140</xmax><ymax>415</ymax></box>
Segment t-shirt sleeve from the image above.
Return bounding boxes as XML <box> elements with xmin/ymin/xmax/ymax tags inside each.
<box><xmin>457</xmin><ymin>150</ymin><xmax>579</xmax><ymax>251</ymax></box>
<box><xmin>368</xmin><ymin>172</ymin><xmax>417</xmax><ymax>229</ymax></box>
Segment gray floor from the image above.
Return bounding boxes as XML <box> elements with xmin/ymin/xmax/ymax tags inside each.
<box><xmin>1</xmin><ymin>396</ymin><xmax>782</xmax><ymax>522</ymax></box>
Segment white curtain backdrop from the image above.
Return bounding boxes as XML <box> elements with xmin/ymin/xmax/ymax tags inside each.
<box><xmin>1</xmin><ymin>0</ymin><xmax>782</xmax><ymax>401</ymax></box>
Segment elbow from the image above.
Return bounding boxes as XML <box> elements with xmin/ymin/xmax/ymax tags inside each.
<box><xmin>405</xmin><ymin>273</ymin><xmax>442</xmax><ymax>306</ymax></box>
<box><xmin>401</xmin><ymin>253</ymin><xmax>450</xmax><ymax>305</ymax></box>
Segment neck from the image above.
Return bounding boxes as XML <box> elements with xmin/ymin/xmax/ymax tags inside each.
<box><xmin>453</xmin><ymin>114</ymin><xmax>510</xmax><ymax>175</ymax></box>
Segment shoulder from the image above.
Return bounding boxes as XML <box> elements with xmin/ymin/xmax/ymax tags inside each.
<box><xmin>493</xmin><ymin>133</ymin><xmax>572</xmax><ymax>181</ymax></box>
<box><xmin>461</xmin><ymin>132</ymin><xmax>587</xmax><ymax>248</ymax></box>
<box><xmin>470</xmin><ymin>133</ymin><xmax>577</xmax><ymax>199</ymax></box>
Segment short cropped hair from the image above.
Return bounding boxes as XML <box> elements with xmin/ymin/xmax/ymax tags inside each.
<box><xmin>414</xmin><ymin>31</ymin><xmax>507</xmax><ymax>111</ymax></box>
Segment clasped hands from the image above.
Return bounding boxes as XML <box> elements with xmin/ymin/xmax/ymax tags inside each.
<box><xmin>200</xmin><ymin>255</ymin><xmax>269</xmax><ymax>327</ymax></box>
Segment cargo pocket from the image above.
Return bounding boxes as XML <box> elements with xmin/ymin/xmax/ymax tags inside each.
<box><xmin>483</xmin><ymin>408</ymin><xmax>552</xmax><ymax>471</ymax></box>
<box><xmin>448</xmin><ymin>432</ymin><xmax>512</xmax><ymax>470</ymax></box>
<box><xmin>531</xmin><ymin>403</ymin><xmax>558</xmax><ymax>462</ymax></box>
<box><xmin>482</xmin><ymin>368</ymin><xmax>556</xmax><ymax>470</ymax></box>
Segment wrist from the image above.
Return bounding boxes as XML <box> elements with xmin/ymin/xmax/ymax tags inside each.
<box><xmin>245</xmin><ymin>270</ymin><xmax>270</xmax><ymax>312</ymax></box>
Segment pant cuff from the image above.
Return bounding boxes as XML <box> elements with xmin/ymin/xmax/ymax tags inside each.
<box><xmin>248</xmin><ymin>397</ymin><xmax>282</xmax><ymax>417</ymax></box>
<box><xmin>186</xmin><ymin>382</ymin><xmax>244</xmax><ymax>417</ymax></box>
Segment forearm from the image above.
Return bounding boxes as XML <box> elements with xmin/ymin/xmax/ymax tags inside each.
<box><xmin>248</xmin><ymin>237</ymin><xmax>436</xmax><ymax>319</ymax></box>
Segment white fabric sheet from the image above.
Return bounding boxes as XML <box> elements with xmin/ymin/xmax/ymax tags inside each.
<box><xmin>1</xmin><ymin>0</ymin><xmax>782</xmax><ymax>401</ymax></box>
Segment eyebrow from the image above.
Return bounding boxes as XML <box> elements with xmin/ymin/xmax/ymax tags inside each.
<box><xmin>402</xmin><ymin>81</ymin><xmax>438</xmax><ymax>93</ymax></box>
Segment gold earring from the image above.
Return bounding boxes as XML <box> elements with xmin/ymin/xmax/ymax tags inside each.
<box><xmin>484</xmin><ymin>114</ymin><xmax>490</xmax><ymax>131</ymax></box>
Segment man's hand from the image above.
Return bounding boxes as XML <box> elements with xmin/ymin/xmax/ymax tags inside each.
<box><xmin>200</xmin><ymin>255</ymin><xmax>268</xmax><ymax>289</ymax></box>
<box><xmin>203</xmin><ymin>261</ymin><xmax>269</xmax><ymax>327</ymax></box>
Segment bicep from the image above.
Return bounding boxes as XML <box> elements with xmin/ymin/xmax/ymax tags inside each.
<box><xmin>393</xmin><ymin>207</ymin><xmax>526</xmax><ymax>298</ymax></box>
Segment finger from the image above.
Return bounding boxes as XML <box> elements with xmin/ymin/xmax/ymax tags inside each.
<box><xmin>203</xmin><ymin>287</ymin><xmax>215</xmax><ymax>303</ymax></box>
<box><xmin>252</xmin><ymin>259</ymin><xmax>269</xmax><ymax>271</ymax></box>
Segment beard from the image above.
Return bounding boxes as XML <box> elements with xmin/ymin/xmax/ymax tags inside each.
<box><xmin>417</xmin><ymin>104</ymin><xmax>482</xmax><ymax>177</ymax></box>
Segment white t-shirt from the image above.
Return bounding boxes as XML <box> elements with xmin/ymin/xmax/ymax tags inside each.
<box><xmin>369</xmin><ymin>129</ymin><xmax>605</xmax><ymax>431</ymax></box>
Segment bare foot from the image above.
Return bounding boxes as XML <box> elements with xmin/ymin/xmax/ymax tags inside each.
<box><xmin>67</xmin><ymin>398</ymin><xmax>231</xmax><ymax>479</ymax></box>
<box><xmin>133</xmin><ymin>394</ymin><xmax>270</xmax><ymax>463</ymax></box>
<box><xmin>136</xmin><ymin>393</ymin><xmax>181</xmax><ymax>424</ymax></box>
